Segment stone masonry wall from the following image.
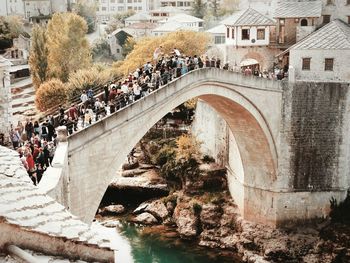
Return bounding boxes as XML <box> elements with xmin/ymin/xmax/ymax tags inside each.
<box><xmin>280</xmin><ymin>81</ymin><xmax>350</xmax><ymax>191</ymax></box>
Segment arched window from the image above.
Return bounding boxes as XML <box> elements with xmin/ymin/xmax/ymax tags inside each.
<box><xmin>301</xmin><ymin>19</ymin><xmax>308</xmax><ymax>26</ymax></box>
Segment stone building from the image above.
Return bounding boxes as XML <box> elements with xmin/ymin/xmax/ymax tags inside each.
<box><xmin>285</xmin><ymin>19</ymin><xmax>350</xmax><ymax>82</ymax></box>
<box><xmin>152</xmin><ymin>13</ymin><xmax>204</xmax><ymax>36</ymax></box>
<box><xmin>0</xmin><ymin>0</ymin><xmax>71</xmax><ymax>18</ymax></box>
<box><xmin>96</xmin><ymin>0</ymin><xmax>149</xmax><ymax>21</ymax></box>
<box><xmin>222</xmin><ymin>8</ymin><xmax>279</xmax><ymax>72</ymax></box>
<box><xmin>107</xmin><ymin>29</ymin><xmax>133</xmax><ymax>59</ymax></box>
<box><xmin>0</xmin><ymin>56</ymin><xmax>13</xmax><ymax>145</ymax></box>
<box><xmin>274</xmin><ymin>0</ymin><xmax>323</xmax><ymax>47</ymax></box>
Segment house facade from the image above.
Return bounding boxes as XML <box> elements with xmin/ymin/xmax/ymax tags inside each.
<box><xmin>288</xmin><ymin>20</ymin><xmax>350</xmax><ymax>82</ymax></box>
<box><xmin>107</xmin><ymin>29</ymin><xmax>133</xmax><ymax>60</ymax></box>
<box><xmin>95</xmin><ymin>0</ymin><xmax>149</xmax><ymax>20</ymax></box>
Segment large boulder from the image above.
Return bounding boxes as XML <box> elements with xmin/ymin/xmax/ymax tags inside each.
<box><xmin>132</xmin><ymin>212</ymin><xmax>158</xmax><ymax>225</ymax></box>
<box><xmin>200</xmin><ymin>203</ymin><xmax>223</xmax><ymax>229</ymax></box>
<box><xmin>99</xmin><ymin>204</ymin><xmax>125</xmax><ymax>215</ymax></box>
<box><xmin>133</xmin><ymin>200</ymin><xmax>168</xmax><ymax>221</ymax></box>
<box><xmin>173</xmin><ymin>205</ymin><xmax>198</xmax><ymax>239</ymax></box>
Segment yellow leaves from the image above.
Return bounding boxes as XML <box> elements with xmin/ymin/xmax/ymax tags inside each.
<box><xmin>112</xmin><ymin>30</ymin><xmax>210</xmax><ymax>76</ymax></box>
<box><xmin>176</xmin><ymin>134</ymin><xmax>202</xmax><ymax>161</ymax></box>
<box><xmin>35</xmin><ymin>79</ymin><xmax>67</xmax><ymax>112</ymax></box>
<box><xmin>66</xmin><ymin>66</ymin><xmax>112</xmax><ymax>99</ymax></box>
<box><xmin>46</xmin><ymin>13</ymin><xmax>91</xmax><ymax>83</ymax></box>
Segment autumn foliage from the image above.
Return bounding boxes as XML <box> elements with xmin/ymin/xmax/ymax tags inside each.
<box><xmin>35</xmin><ymin>79</ymin><xmax>67</xmax><ymax>112</ymax></box>
<box><xmin>113</xmin><ymin>31</ymin><xmax>210</xmax><ymax>76</ymax></box>
<box><xmin>67</xmin><ymin>65</ymin><xmax>114</xmax><ymax>99</ymax></box>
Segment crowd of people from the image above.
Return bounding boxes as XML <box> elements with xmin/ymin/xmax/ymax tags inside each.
<box><xmin>8</xmin><ymin>47</ymin><xmax>285</xmax><ymax>185</ymax></box>
<box><xmin>9</xmin><ymin>118</ymin><xmax>57</xmax><ymax>185</ymax></box>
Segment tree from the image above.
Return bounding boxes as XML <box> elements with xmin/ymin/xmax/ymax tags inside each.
<box><xmin>113</xmin><ymin>31</ymin><xmax>210</xmax><ymax>76</ymax></box>
<box><xmin>74</xmin><ymin>0</ymin><xmax>97</xmax><ymax>33</ymax></box>
<box><xmin>209</xmin><ymin>0</ymin><xmax>220</xmax><ymax>21</ymax></box>
<box><xmin>121</xmin><ymin>36</ymin><xmax>136</xmax><ymax>57</ymax></box>
<box><xmin>46</xmin><ymin>13</ymin><xmax>91</xmax><ymax>83</ymax></box>
<box><xmin>35</xmin><ymin>79</ymin><xmax>67</xmax><ymax>111</ymax></box>
<box><xmin>0</xmin><ymin>16</ymin><xmax>25</xmax><ymax>50</ymax></box>
<box><xmin>29</xmin><ymin>25</ymin><xmax>49</xmax><ymax>90</ymax></box>
<box><xmin>67</xmin><ymin>66</ymin><xmax>112</xmax><ymax>100</ymax></box>
<box><xmin>191</xmin><ymin>0</ymin><xmax>207</xmax><ymax>19</ymax></box>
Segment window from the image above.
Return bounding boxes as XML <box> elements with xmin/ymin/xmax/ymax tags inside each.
<box><xmin>326</xmin><ymin>0</ymin><xmax>333</xmax><ymax>4</ymax></box>
<box><xmin>323</xmin><ymin>15</ymin><xmax>331</xmax><ymax>24</ymax></box>
<box><xmin>257</xmin><ymin>28</ymin><xmax>265</xmax><ymax>40</ymax></box>
<box><xmin>324</xmin><ymin>58</ymin><xmax>334</xmax><ymax>71</ymax></box>
<box><xmin>127</xmin><ymin>0</ymin><xmax>132</xmax><ymax>3</ymax></box>
<box><xmin>348</xmin><ymin>16</ymin><xmax>350</xmax><ymax>24</ymax></box>
<box><xmin>118</xmin><ymin>0</ymin><xmax>124</xmax><ymax>3</ymax></box>
<box><xmin>231</xmin><ymin>28</ymin><xmax>234</xmax><ymax>39</ymax></box>
<box><xmin>226</xmin><ymin>27</ymin><xmax>229</xmax><ymax>38</ymax></box>
<box><xmin>102</xmin><ymin>6</ymin><xmax>107</xmax><ymax>11</ymax></box>
<box><xmin>110</xmin><ymin>6</ymin><xmax>115</xmax><ymax>11</ymax></box>
<box><xmin>111</xmin><ymin>0</ymin><xmax>115</xmax><ymax>2</ymax></box>
<box><xmin>300</xmin><ymin>19</ymin><xmax>308</xmax><ymax>26</ymax></box>
<box><xmin>347</xmin><ymin>0</ymin><xmax>350</xmax><ymax>5</ymax></box>
<box><xmin>241</xmin><ymin>29</ymin><xmax>250</xmax><ymax>40</ymax></box>
<box><xmin>118</xmin><ymin>6</ymin><xmax>124</xmax><ymax>11</ymax></box>
<box><xmin>198</xmin><ymin>22</ymin><xmax>203</xmax><ymax>27</ymax></box>
<box><xmin>117</xmin><ymin>49</ymin><xmax>120</xmax><ymax>53</ymax></box>
<box><xmin>302</xmin><ymin>58</ymin><xmax>311</xmax><ymax>70</ymax></box>
<box><xmin>214</xmin><ymin>36</ymin><xmax>226</xmax><ymax>44</ymax></box>
<box><xmin>128</xmin><ymin>6</ymin><xmax>132</xmax><ymax>9</ymax></box>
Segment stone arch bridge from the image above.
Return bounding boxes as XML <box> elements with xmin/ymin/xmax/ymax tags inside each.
<box><xmin>62</xmin><ymin>68</ymin><xmax>349</xmax><ymax>227</ymax></box>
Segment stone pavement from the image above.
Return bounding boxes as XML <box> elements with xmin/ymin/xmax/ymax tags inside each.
<box><xmin>0</xmin><ymin>145</ymin><xmax>116</xmax><ymax>262</ymax></box>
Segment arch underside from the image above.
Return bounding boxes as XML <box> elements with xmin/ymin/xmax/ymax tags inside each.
<box><xmin>67</xmin><ymin>76</ymin><xmax>279</xmax><ymax>225</ymax></box>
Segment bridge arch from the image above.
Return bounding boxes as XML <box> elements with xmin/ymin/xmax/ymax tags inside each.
<box><xmin>67</xmin><ymin>69</ymin><xmax>283</xmax><ymax>225</ymax></box>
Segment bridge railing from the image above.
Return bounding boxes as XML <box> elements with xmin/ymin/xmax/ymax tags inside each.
<box><xmin>67</xmin><ymin>67</ymin><xmax>282</xmax><ymax>140</ymax></box>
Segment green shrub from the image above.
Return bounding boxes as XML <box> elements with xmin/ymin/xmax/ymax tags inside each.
<box><xmin>330</xmin><ymin>191</ymin><xmax>350</xmax><ymax>224</ymax></box>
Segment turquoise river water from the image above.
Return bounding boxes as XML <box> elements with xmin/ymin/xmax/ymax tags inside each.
<box><xmin>97</xmin><ymin>220</ymin><xmax>242</xmax><ymax>263</ymax></box>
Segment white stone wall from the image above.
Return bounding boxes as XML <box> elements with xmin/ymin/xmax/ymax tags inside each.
<box><xmin>317</xmin><ymin>0</ymin><xmax>350</xmax><ymax>25</ymax></box>
<box><xmin>289</xmin><ymin>49</ymin><xmax>350</xmax><ymax>83</ymax></box>
<box><xmin>24</xmin><ymin>0</ymin><xmax>51</xmax><ymax>18</ymax></box>
<box><xmin>226</xmin><ymin>26</ymin><xmax>271</xmax><ymax>47</ymax></box>
<box><xmin>0</xmin><ymin>58</ymin><xmax>12</xmax><ymax>143</ymax></box>
<box><xmin>96</xmin><ymin>0</ymin><xmax>148</xmax><ymax>18</ymax></box>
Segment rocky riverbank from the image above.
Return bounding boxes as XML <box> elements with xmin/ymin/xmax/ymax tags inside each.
<box><xmin>98</xmin><ymin>161</ymin><xmax>350</xmax><ymax>263</ymax></box>
<box><xmin>97</xmin><ymin>129</ymin><xmax>350</xmax><ymax>263</ymax></box>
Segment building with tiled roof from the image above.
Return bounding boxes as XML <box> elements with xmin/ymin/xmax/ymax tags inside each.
<box><xmin>152</xmin><ymin>13</ymin><xmax>204</xmax><ymax>36</ymax></box>
<box><xmin>0</xmin><ymin>146</ymin><xmax>116</xmax><ymax>262</ymax></box>
<box><xmin>224</xmin><ymin>8</ymin><xmax>275</xmax><ymax>47</ymax></box>
<box><xmin>274</xmin><ymin>0</ymin><xmax>323</xmax><ymax>46</ymax></box>
<box><xmin>286</xmin><ymin>20</ymin><xmax>350</xmax><ymax>82</ymax></box>
<box><xmin>274</xmin><ymin>0</ymin><xmax>323</xmax><ymax>18</ymax></box>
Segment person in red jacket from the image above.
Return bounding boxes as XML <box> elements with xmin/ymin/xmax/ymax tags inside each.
<box><xmin>25</xmin><ymin>150</ymin><xmax>37</xmax><ymax>185</ymax></box>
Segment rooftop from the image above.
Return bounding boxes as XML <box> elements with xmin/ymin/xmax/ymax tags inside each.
<box><xmin>206</xmin><ymin>24</ymin><xmax>226</xmax><ymax>34</ymax></box>
<box><xmin>125</xmin><ymin>12</ymin><xmax>152</xmax><ymax>22</ymax></box>
<box><xmin>153</xmin><ymin>21</ymin><xmax>192</xmax><ymax>32</ymax></box>
<box><xmin>164</xmin><ymin>13</ymin><xmax>204</xmax><ymax>23</ymax></box>
<box><xmin>223</xmin><ymin>8</ymin><xmax>275</xmax><ymax>27</ymax></box>
<box><xmin>0</xmin><ymin>146</ymin><xmax>115</xmax><ymax>260</ymax></box>
<box><xmin>291</xmin><ymin>19</ymin><xmax>350</xmax><ymax>50</ymax></box>
<box><xmin>274</xmin><ymin>0</ymin><xmax>322</xmax><ymax>18</ymax></box>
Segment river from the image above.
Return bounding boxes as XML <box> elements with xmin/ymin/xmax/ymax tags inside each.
<box><xmin>94</xmin><ymin>219</ymin><xmax>242</xmax><ymax>263</ymax></box>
